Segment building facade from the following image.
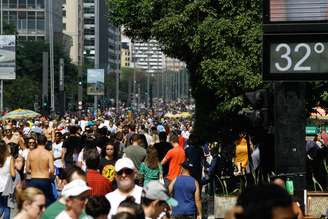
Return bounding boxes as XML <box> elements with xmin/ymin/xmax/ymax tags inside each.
<box><xmin>131</xmin><ymin>40</ymin><xmax>164</xmax><ymax>73</ymax></box>
<box><xmin>62</xmin><ymin>0</ymin><xmax>84</xmax><ymax>65</ymax></box>
<box><xmin>1</xmin><ymin>0</ymin><xmax>63</xmax><ymax>41</ymax></box>
<box><xmin>108</xmin><ymin>23</ymin><xmax>120</xmax><ymax>75</ymax></box>
<box><xmin>121</xmin><ymin>41</ymin><xmax>130</xmax><ymax>68</ymax></box>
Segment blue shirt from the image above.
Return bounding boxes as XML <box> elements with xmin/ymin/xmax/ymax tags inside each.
<box><xmin>172</xmin><ymin>175</ymin><xmax>196</xmax><ymax>216</ymax></box>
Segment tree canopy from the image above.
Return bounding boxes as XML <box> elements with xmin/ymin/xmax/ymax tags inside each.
<box><xmin>4</xmin><ymin>40</ymin><xmax>78</xmax><ymax>111</ymax></box>
<box><xmin>107</xmin><ymin>0</ymin><xmax>328</xmax><ymax>141</ymax></box>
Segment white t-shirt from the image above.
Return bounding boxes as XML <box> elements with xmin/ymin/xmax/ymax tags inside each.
<box><xmin>105</xmin><ymin>186</ymin><xmax>143</xmax><ymax>218</ymax></box>
<box><xmin>52</xmin><ymin>142</ymin><xmax>63</xmax><ymax>168</ymax></box>
<box><xmin>19</xmin><ymin>148</ymin><xmax>29</xmax><ymax>161</ymax></box>
<box><xmin>55</xmin><ymin>210</ymin><xmax>72</xmax><ymax>219</ymax></box>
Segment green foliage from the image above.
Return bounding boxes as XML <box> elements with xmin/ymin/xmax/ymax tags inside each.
<box><xmin>107</xmin><ymin>0</ymin><xmax>264</xmax><ymax>140</ymax></box>
<box><xmin>107</xmin><ymin>0</ymin><xmax>328</xmax><ymax>141</ymax></box>
<box><xmin>4</xmin><ymin>40</ymin><xmax>78</xmax><ymax>111</ymax></box>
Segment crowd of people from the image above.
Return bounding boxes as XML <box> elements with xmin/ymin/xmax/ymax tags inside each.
<box><xmin>0</xmin><ymin>103</ymin><xmax>323</xmax><ymax>219</ymax></box>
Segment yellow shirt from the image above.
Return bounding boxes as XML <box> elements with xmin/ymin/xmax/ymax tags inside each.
<box><xmin>235</xmin><ymin>137</ymin><xmax>248</xmax><ymax>169</ymax></box>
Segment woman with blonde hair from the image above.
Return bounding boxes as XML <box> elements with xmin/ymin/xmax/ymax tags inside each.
<box><xmin>14</xmin><ymin>187</ymin><xmax>45</xmax><ymax>219</ymax></box>
<box><xmin>0</xmin><ymin>140</ymin><xmax>16</xmax><ymax>219</ymax></box>
<box><xmin>139</xmin><ymin>146</ymin><xmax>163</xmax><ymax>186</ymax></box>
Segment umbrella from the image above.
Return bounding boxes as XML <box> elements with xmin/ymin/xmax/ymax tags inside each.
<box><xmin>1</xmin><ymin>108</ymin><xmax>41</xmax><ymax>120</ymax></box>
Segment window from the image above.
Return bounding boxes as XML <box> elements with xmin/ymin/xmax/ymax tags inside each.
<box><xmin>36</xmin><ymin>0</ymin><xmax>45</xmax><ymax>9</ymax></box>
<box><xmin>18</xmin><ymin>11</ymin><xmax>27</xmax><ymax>33</ymax></box>
<box><xmin>28</xmin><ymin>12</ymin><xmax>35</xmax><ymax>30</ymax></box>
<box><xmin>9</xmin><ymin>0</ymin><xmax>16</xmax><ymax>8</ymax></box>
<box><xmin>3</xmin><ymin>0</ymin><xmax>9</xmax><ymax>8</ymax></box>
<box><xmin>18</xmin><ymin>0</ymin><xmax>27</xmax><ymax>8</ymax></box>
<box><xmin>27</xmin><ymin>0</ymin><xmax>35</xmax><ymax>8</ymax></box>
<box><xmin>36</xmin><ymin>12</ymin><xmax>45</xmax><ymax>33</ymax></box>
<box><xmin>9</xmin><ymin>11</ymin><xmax>17</xmax><ymax>27</ymax></box>
<box><xmin>84</xmin><ymin>18</ymin><xmax>94</xmax><ymax>24</ymax></box>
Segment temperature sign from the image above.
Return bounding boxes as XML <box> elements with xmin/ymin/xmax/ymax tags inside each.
<box><xmin>263</xmin><ymin>34</ymin><xmax>328</xmax><ymax>80</ymax></box>
<box><xmin>271</xmin><ymin>42</ymin><xmax>328</xmax><ymax>73</ymax></box>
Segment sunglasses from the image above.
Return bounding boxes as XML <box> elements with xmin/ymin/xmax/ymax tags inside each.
<box><xmin>28</xmin><ymin>141</ymin><xmax>36</xmax><ymax>144</ymax></box>
<box><xmin>116</xmin><ymin>168</ymin><xmax>134</xmax><ymax>176</ymax></box>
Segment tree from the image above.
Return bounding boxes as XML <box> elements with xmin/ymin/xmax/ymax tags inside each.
<box><xmin>4</xmin><ymin>40</ymin><xmax>79</xmax><ymax>111</ymax></box>
<box><xmin>107</xmin><ymin>0</ymin><xmax>263</xmax><ymax>140</ymax></box>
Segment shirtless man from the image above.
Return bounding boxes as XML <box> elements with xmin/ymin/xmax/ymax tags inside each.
<box><xmin>43</xmin><ymin>121</ymin><xmax>55</xmax><ymax>149</ymax></box>
<box><xmin>26</xmin><ymin>134</ymin><xmax>55</xmax><ymax>206</ymax></box>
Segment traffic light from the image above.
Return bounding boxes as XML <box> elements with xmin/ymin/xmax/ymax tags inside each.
<box><xmin>42</xmin><ymin>96</ymin><xmax>50</xmax><ymax>115</ymax></box>
<box><xmin>244</xmin><ymin>89</ymin><xmax>272</xmax><ymax>128</ymax></box>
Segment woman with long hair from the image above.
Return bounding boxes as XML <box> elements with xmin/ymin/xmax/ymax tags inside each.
<box><xmin>0</xmin><ymin>140</ymin><xmax>16</xmax><ymax>219</ymax></box>
<box><xmin>99</xmin><ymin>140</ymin><xmax>119</xmax><ymax>184</ymax></box>
<box><xmin>139</xmin><ymin>146</ymin><xmax>162</xmax><ymax>186</ymax></box>
<box><xmin>14</xmin><ymin>187</ymin><xmax>45</xmax><ymax>219</ymax></box>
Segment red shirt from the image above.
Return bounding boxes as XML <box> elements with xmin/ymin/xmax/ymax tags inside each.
<box><xmin>164</xmin><ymin>146</ymin><xmax>186</xmax><ymax>181</ymax></box>
<box><xmin>87</xmin><ymin>169</ymin><xmax>112</xmax><ymax>196</ymax></box>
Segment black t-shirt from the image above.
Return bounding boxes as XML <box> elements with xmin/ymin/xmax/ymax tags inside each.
<box><xmin>63</xmin><ymin>135</ymin><xmax>82</xmax><ymax>165</ymax></box>
<box><xmin>154</xmin><ymin>141</ymin><xmax>173</xmax><ymax>176</ymax></box>
<box><xmin>99</xmin><ymin>157</ymin><xmax>116</xmax><ymax>183</ymax></box>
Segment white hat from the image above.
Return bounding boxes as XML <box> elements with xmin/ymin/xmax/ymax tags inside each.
<box><xmin>143</xmin><ymin>181</ymin><xmax>178</xmax><ymax>207</ymax></box>
<box><xmin>61</xmin><ymin>179</ymin><xmax>91</xmax><ymax>198</ymax></box>
<box><xmin>115</xmin><ymin>157</ymin><xmax>135</xmax><ymax>172</ymax></box>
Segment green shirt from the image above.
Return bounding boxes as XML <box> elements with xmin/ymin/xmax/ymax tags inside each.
<box><xmin>139</xmin><ymin>162</ymin><xmax>161</xmax><ymax>186</ymax></box>
<box><xmin>41</xmin><ymin>200</ymin><xmax>88</xmax><ymax>219</ymax></box>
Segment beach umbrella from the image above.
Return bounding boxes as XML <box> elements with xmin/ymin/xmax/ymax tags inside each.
<box><xmin>1</xmin><ymin>108</ymin><xmax>41</xmax><ymax>120</ymax></box>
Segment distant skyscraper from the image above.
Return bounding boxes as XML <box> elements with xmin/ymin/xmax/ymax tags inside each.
<box><xmin>83</xmin><ymin>0</ymin><xmax>120</xmax><ymax>74</ymax></box>
<box><xmin>131</xmin><ymin>40</ymin><xmax>163</xmax><ymax>73</ymax></box>
<box><xmin>62</xmin><ymin>0</ymin><xmax>84</xmax><ymax>65</ymax></box>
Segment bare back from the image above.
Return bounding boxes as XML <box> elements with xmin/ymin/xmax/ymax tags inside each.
<box><xmin>27</xmin><ymin>146</ymin><xmax>54</xmax><ymax>178</ymax></box>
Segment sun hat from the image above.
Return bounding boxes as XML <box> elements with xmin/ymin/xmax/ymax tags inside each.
<box><xmin>115</xmin><ymin>157</ymin><xmax>135</xmax><ymax>172</ymax></box>
<box><xmin>61</xmin><ymin>179</ymin><xmax>91</xmax><ymax>198</ymax></box>
<box><xmin>143</xmin><ymin>181</ymin><xmax>178</xmax><ymax>207</ymax></box>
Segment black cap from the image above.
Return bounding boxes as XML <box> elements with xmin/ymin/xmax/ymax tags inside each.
<box><xmin>181</xmin><ymin>160</ymin><xmax>193</xmax><ymax>171</ymax></box>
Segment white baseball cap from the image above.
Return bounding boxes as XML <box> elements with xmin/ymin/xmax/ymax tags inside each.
<box><xmin>115</xmin><ymin>157</ymin><xmax>135</xmax><ymax>172</ymax></box>
<box><xmin>143</xmin><ymin>181</ymin><xmax>178</xmax><ymax>207</ymax></box>
<box><xmin>61</xmin><ymin>179</ymin><xmax>91</xmax><ymax>198</ymax></box>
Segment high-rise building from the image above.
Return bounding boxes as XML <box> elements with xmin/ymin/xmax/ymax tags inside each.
<box><xmin>62</xmin><ymin>0</ymin><xmax>84</xmax><ymax>65</ymax></box>
<box><xmin>131</xmin><ymin>40</ymin><xmax>164</xmax><ymax>73</ymax></box>
<box><xmin>108</xmin><ymin>23</ymin><xmax>120</xmax><ymax>75</ymax></box>
<box><xmin>121</xmin><ymin>42</ymin><xmax>130</xmax><ymax>68</ymax></box>
<box><xmin>127</xmin><ymin>38</ymin><xmax>186</xmax><ymax>73</ymax></box>
<box><xmin>1</xmin><ymin>0</ymin><xmax>63</xmax><ymax>41</ymax></box>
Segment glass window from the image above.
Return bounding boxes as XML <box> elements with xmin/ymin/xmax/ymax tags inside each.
<box><xmin>9</xmin><ymin>0</ymin><xmax>16</xmax><ymax>8</ymax></box>
<box><xmin>9</xmin><ymin>11</ymin><xmax>17</xmax><ymax>27</ymax></box>
<box><xmin>36</xmin><ymin>12</ymin><xmax>45</xmax><ymax>33</ymax></box>
<box><xmin>37</xmin><ymin>36</ymin><xmax>45</xmax><ymax>41</ymax></box>
<box><xmin>3</xmin><ymin>11</ymin><xmax>9</xmax><ymax>24</ymax></box>
<box><xmin>18</xmin><ymin>0</ymin><xmax>27</xmax><ymax>8</ymax></box>
<box><xmin>3</xmin><ymin>0</ymin><xmax>9</xmax><ymax>8</ymax></box>
<box><xmin>36</xmin><ymin>0</ymin><xmax>44</xmax><ymax>9</ymax></box>
<box><xmin>27</xmin><ymin>0</ymin><xmax>35</xmax><ymax>8</ymax></box>
<box><xmin>28</xmin><ymin>36</ymin><xmax>36</xmax><ymax>41</ymax></box>
<box><xmin>18</xmin><ymin>12</ymin><xmax>27</xmax><ymax>33</ymax></box>
<box><xmin>27</xmin><ymin>12</ymin><xmax>35</xmax><ymax>31</ymax></box>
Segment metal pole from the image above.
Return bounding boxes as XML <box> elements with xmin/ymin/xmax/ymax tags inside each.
<box><xmin>0</xmin><ymin>0</ymin><xmax>3</xmax><ymax>113</ymax></box>
<box><xmin>94</xmin><ymin>0</ymin><xmax>99</xmax><ymax>115</ymax></box>
<box><xmin>146</xmin><ymin>42</ymin><xmax>150</xmax><ymax>107</ymax></box>
<box><xmin>132</xmin><ymin>41</ymin><xmax>136</xmax><ymax>109</ymax></box>
<box><xmin>115</xmin><ymin>66</ymin><xmax>119</xmax><ymax>111</ymax></box>
<box><xmin>49</xmin><ymin>0</ymin><xmax>55</xmax><ymax>113</ymax></box>
<box><xmin>59</xmin><ymin>58</ymin><xmax>65</xmax><ymax>116</ymax></box>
